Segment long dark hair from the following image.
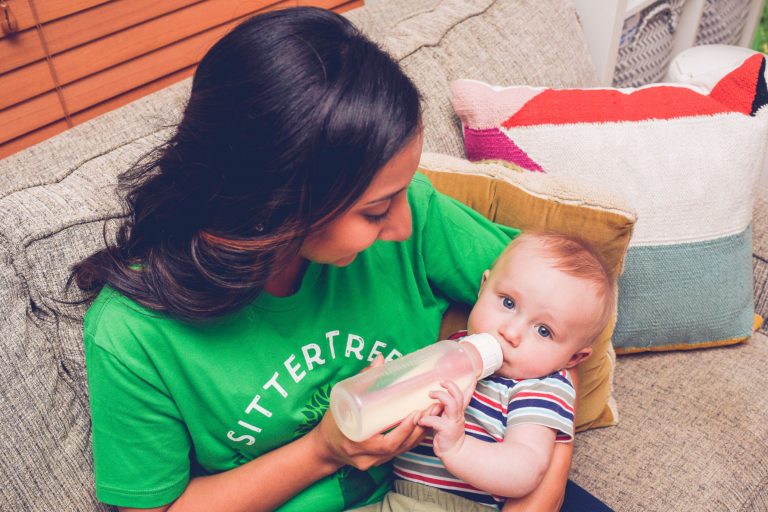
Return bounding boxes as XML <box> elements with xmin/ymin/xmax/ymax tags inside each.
<box><xmin>70</xmin><ymin>7</ymin><xmax>422</xmax><ymax>322</ymax></box>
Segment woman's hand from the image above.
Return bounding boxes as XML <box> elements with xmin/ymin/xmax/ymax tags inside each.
<box><xmin>309</xmin><ymin>355</ymin><xmax>433</xmax><ymax>471</ymax></box>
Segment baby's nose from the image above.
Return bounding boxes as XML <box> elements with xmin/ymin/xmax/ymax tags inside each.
<box><xmin>500</xmin><ymin>322</ymin><xmax>522</xmax><ymax>347</ymax></box>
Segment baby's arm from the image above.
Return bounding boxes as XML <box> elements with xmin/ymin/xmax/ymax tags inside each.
<box><xmin>419</xmin><ymin>381</ymin><xmax>556</xmax><ymax>498</ymax></box>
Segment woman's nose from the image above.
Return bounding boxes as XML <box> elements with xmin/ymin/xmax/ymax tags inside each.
<box><xmin>379</xmin><ymin>200</ymin><xmax>412</xmax><ymax>242</ymax></box>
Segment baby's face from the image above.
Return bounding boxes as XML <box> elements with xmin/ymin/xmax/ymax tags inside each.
<box><xmin>467</xmin><ymin>242</ymin><xmax>603</xmax><ymax>380</ymax></box>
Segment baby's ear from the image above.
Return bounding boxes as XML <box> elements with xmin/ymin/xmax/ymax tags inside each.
<box><xmin>479</xmin><ymin>270</ymin><xmax>490</xmax><ymax>292</ymax></box>
<box><xmin>564</xmin><ymin>346</ymin><xmax>593</xmax><ymax>369</ymax></box>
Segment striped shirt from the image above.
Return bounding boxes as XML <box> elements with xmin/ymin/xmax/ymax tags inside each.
<box><xmin>393</xmin><ymin>333</ymin><xmax>576</xmax><ymax>508</ymax></box>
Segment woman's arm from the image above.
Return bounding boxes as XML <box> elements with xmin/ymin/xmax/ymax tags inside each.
<box><xmin>500</xmin><ymin>441</ymin><xmax>572</xmax><ymax>512</ymax></box>
<box><xmin>119</xmin><ymin>409</ymin><xmax>427</xmax><ymax>512</ymax></box>
<box><xmin>500</xmin><ymin>370</ymin><xmax>581</xmax><ymax>512</ymax></box>
<box><xmin>118</xmin><ymin>424</ymin><xmax>338</xmax><ymax>512</ymax></box>
<box><xmin>118</xmin><ymin>358</ymin><xmax>429</xmax><ymax>512</ymax></box>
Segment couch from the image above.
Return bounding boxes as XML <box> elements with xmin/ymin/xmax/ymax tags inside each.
<box><xmin>1</xmin><ymin>0</ymin><xmax>767</xmax><ymax>510</ymax></box>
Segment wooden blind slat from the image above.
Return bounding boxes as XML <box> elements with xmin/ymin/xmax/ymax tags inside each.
<box><xmin>0</xmin><ymin>1</ymin><xmax>201</xmax><ymax>73</ymax></box>
<box><xmin>23</xmin><ymin>0</ymin><xmax>111</xmax><ymax>28</ymax></box>
<box><xmin>43</xmin><ymin>0</ymin><xmax>205</xmax><ymax>56</ymax></box>
<box><xmin>51</xmin><ymin>0</ymin><xmax>284</xmax><ymax>87</ymax></box>
<box><xmin>58</xmin><ymin>3</ymin><xmax>298</xmax><ymax>115</ymax></box>
<box><xmin>0</xmin><ymin>0</ymin><xmax>34</xmax><ymax>38</ymax></box>
<box><xmin>71</xmin><ymin>65</ymin><xmax>196</xmax><ymax>125</ymax></box>
<box><xmin>58</xmin><ymin>30</ymin><xmax>221</xmax><ymax>115</ymax></box>
<box><xmin>0</xmin><ymin>91</ymin><xmax>66</xmax><ymax>144</ymax></box>
<box><xmin>0</xmin><ymin>66</ymin><xmax>195</xmax><ymax>160</ymax></box>
<box><xmin>344</xmin><ymin>0</ymin><xmax>364</xmax><ymax>12</ymax></box>
<box><xmin>0</xmin><ymin>28</ymin><xmax>46</xmax><ymax>75</ymax></box>
<box><xmin>0</xmin><ymin>60</ymin><xmax>55</xmax><ymax>110</ymax></box>
<box><xmin>0</xmin><ymin>1</ymin><xmax>113</xmax><ymax>42</ymax></box>
<box><xmin>298</xmin><ymin>0</ymin><xmax>362</xmax><ymax>11</ymax></box>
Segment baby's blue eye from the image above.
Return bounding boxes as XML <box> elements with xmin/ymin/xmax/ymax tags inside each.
<box><xmin>537</xmin><ymin>325</ymin><xmax>552</xmax><ymax>338</ymax></box>
<box><xmin>502</xmin><ymin>297</ymin><xmax>515</xmax><ymax>309</ymax></box>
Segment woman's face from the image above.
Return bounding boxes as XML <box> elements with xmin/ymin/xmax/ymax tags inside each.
<box><xmin>300</xmin><ymin>132</ymin><xmax>423</xmax><ymax>266</ymax></box>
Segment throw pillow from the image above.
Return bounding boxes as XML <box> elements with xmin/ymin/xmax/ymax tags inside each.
<box><xmin>450</xmin><ymin>53</ymin><xmax>768</xmax><ymax>353</ymax></box>
<box><xmin>421</xmin><ymin>152</ymin><xmax>637</xmax><ymax>431</ymax></box>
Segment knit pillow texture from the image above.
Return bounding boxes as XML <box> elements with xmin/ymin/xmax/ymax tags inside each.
<box><xmin>450</xmin><ymin>53</ymin><xmax>768</xmax><ymax>354</ymax></box>
<box><xmin>421</xmin><ymin>152</ymin><xmax>636</xmax><ymax>431</ymax></box>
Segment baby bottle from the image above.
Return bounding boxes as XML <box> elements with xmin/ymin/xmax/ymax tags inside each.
<box><xmin>329</xmin><ymin>333</ymin><xmax>502</xmax><ymax>442</ymax></box>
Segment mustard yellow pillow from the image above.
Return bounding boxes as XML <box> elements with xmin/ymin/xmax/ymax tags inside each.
<box><xmin>421</xmin><ymin>153</ymin><xmax>636</xmax><ymax>431</ymax></box>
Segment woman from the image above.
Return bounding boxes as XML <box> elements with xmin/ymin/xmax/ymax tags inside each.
<box><xmin>73</xmin><ymin>7</ymin><xmax>573</xmax><ymax>511</ymax></box>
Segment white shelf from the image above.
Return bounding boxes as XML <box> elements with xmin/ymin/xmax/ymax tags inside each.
<box><xmin>626</xmin><ymin>0</ymin><xmax>658</xmax><ymax>17</ymax></box>
<box><xmin>574</xmin><ymin>0</ymin><xmax>767</xmax><ymax>86</ymax></box>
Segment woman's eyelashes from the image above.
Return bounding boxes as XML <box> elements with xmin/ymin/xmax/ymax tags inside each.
<box><xmin>364</xmin><ymin>209</ymin><xmax>391</xmax><ymax>223</ymax></box>
<box><xmin>363</xmin><ymin>199</ymin><xmax>393</xmax><ymax>224</ymax></box>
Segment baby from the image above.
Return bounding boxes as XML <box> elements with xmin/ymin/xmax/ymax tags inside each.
<box><xmin>390</xmin><ymin>232</ymin><xmax>616</xmax><ymax>509</ymax></box>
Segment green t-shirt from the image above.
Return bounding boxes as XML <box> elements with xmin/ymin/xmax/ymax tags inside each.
<box><xmin>84</xmin><ymin>172</ymin><xmax>518</xmax><ymax>510</ymax></box>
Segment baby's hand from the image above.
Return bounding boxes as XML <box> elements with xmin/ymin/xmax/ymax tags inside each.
<box><xmin>417</xmin><ymin>380</ymin><xmax>473</xmax><ymax>458</ymax></box>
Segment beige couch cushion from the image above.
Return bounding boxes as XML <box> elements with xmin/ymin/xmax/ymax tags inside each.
<box><xmin>345</xmin><ymin>0</ymin><xmax>598</xmax><ymax>157</ymax></box>
<box><xmin>572</xmin><ymin>330</ymin><xmax>768</xmax><ymax>511</ymax></box>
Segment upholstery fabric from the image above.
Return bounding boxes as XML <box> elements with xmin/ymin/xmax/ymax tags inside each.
<box><xmin>450</xmin><ymin>55</ymin><xmax>768</xmax><ymax>353</ymax></box>
<box><xmin>572</xmin><ymin>330</ymin><xmax>768</xmax><ymax>511</ymax></box>
<box><xmin>418</xmin><ymin>153</ymin><xmax>637</xmax><ymax>431</ymax></box>
<box><xmin>345</xmin><ymin>0</ymin><xmax>598</xmax><ymax>157</ymax></box>
<box><xmin>0</xmin><ymin>105</ymin><xmax>179</xmax><ymax>512</ymax></box>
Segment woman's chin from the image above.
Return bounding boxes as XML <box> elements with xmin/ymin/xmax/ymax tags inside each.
<box><xmin>334</xmin><ymin>254</ymin><xmax>357</xmax><ymax>266</ymax></box>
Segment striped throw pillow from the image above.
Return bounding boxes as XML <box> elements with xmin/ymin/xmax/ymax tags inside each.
<box><xmin>450</xmin><ymin>54</ymin><xmax>768</xmax><ymax>353</ymax></box>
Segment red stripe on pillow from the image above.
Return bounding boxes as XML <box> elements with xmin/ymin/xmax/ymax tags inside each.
<box><xmin>502</xmin><ymin>87</ymin><xmax>732</xmax><ymax>127</ymax></box>
<box><xmin>710</xmin><ymin>53</ymin><xmax>765</xmax><ymax>115</ymax></box>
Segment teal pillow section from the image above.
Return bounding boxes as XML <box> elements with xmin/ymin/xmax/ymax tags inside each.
<box><xmin>615</xmin><ymin>228</ymin><xmax>755</xmax><ymax>352</ymax></box>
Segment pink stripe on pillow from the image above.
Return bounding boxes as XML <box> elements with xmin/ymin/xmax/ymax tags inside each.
<box><xmin>451</xmin><ymin>80</ymin><xmax>542</xmax><ymax>128</ymax></box>
<box><xmin>463</xmin><ymin>127</ymin><xmax>544</xmax><ymax>172</ymax></box>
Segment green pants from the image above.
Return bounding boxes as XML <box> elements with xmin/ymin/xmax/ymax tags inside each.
<box><xmin>350</xmin><ymin>480</ymin><xmax>496</xmax><ymax>512</ymax></box>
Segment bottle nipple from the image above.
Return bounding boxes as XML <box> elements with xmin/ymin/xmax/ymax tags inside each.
<box><xmin>460</xmin><ymin>333</ymin><xmax>503</xmax><ymax>379</ymax></box>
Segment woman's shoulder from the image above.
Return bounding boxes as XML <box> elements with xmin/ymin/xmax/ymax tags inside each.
<box><xmin>407</xmin><ymin>171</ymin><xmax>446</xmax><ymax>222</ymax></box>
<box><xmin>86</xmin><ymin>285</ymin><xmax>161</xmax><ymax>324</ymax></box>
<box><xmin>407</xmin><ymin>171</ymin><xmax>435</xmax><ymax>203</ymax></box>
<box><xmin>83</xmin><ymin>286</ymin><xmax>169</xmax><ymax>356</ymax></box>
<box><xmin>410</xmin><ymin>171</ymin><xmax>433</xmax><ymax>188</ymax></box>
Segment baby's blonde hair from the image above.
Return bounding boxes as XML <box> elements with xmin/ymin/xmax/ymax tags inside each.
<box><xmin>495</xmin><ymin>232</ymin><xmax>616</xmax><ymax>345</ymax></box>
